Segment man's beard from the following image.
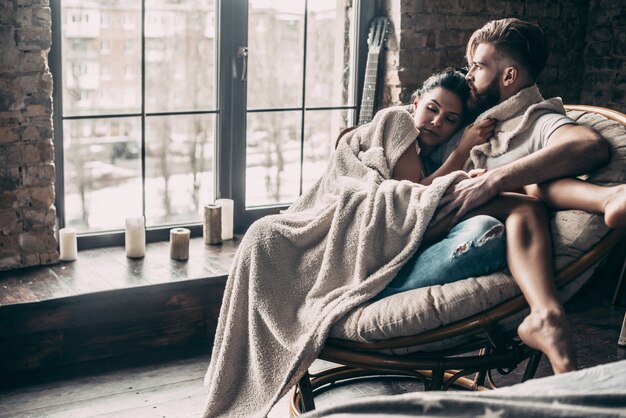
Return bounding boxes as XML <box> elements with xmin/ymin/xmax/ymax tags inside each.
<box><xmin>468</xmin><ymin>76</ymin><xmax>501</xmax><ymax>118</ymax></box>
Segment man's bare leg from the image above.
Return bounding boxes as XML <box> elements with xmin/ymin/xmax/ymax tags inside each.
<box><xmin>526</xmin><ymin>179</ymin><xmax>626</xmax><ymax>228</ymax></box>
<box><xmin>429</xmin><ymin>193</ymin><xmax>577</xmax><ymax>374</ymax></box>
<box><xmin>604</xmin><ymin>185</ymin><xmax>626</xmax><ymax>228</ymax></box>
<box><xmin>500</xmin><ymin>198</ymin><xmax>576</xmax><ymax>374</ymax></box>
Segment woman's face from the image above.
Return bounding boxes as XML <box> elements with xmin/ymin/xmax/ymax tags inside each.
<box><xmin>412</xmin><ymin>86</ymin><xmax>464</xmax><ymax>148</ymax></box>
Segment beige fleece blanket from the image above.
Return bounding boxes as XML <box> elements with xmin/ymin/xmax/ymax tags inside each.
<box><xmin>464</xmin><ymin>84</ymin><xmax>566</xmax><ymax>170</ymax></box>
<box><xmin>201</xmin><ymin>107</ymin><xmax>467</xmax><ymax>418</ymax></box>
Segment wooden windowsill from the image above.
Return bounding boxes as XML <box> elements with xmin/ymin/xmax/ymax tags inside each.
<box><xmin>0</xmin><ymin>236</ymin><xmax>240</xmax><ymax>307</ymax></box>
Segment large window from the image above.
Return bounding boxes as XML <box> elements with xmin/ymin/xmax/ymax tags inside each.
<box><xmin>245</xmin><ymin>1</ymin><xmax>356</xmax><ymax>207</ymax></box>
<box><xmin>52</xmin><ymin>0</ymin><xmax>364</xmax><ymax>247</ymax></box>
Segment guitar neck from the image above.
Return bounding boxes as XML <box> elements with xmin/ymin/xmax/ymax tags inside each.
<box><xmin>358</xmin><ymin>51</ymin><xmax>380</xmax><ymax>125</ymax></box>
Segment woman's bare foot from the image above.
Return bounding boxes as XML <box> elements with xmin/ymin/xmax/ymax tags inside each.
<box><xmin>517</xmin><ymin>308</ymin><xmax>577</xmax><ymax>374</ymax></box>
<box><xmin>604</xmin><ymin>185</ymin><xmax>626</xmax><ymax>229</ymax></box>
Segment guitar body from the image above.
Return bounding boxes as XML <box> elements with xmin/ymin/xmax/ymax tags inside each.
<box><xmin>358</xmin><ymin>17</ymin><xmax>389</xmax><ymax>125</ymax></box>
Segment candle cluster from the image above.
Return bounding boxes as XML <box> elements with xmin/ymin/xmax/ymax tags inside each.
<box><xmin>58</xmin><ymin>199</ymin><xmax>235</xmax><ymax>263</ymax></box>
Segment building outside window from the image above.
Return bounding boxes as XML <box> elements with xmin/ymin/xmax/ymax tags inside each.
<box><xmin>53</xmin><ymin>0</ymin><xmax>362</xmax><ymax>247</ymax></box>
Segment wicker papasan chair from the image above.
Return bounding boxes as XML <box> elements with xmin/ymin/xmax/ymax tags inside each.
<box><xmin>290</xmin><ymin>104</ymin><xmax>626</xmax><ymax>415</ymax></box>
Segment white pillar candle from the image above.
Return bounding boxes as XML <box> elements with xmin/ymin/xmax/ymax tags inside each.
<box><xmin>169</xmin><ymin>227</ymin><xmax>190</xmax><ymax>261</ymax></box>
<box><xmin>215</xmin><ymin>198</ymin><xmax>234</xmax><ymax>240</ymax></box>
<box><xmin>58</xmin><ymin>227</ymin><xmax>77</xmax><ymax>261</ymax></box>
<box><xmin>125</xmin><ymin>216</ymin><xmax>146</xmax><ymax>258</ymax></box>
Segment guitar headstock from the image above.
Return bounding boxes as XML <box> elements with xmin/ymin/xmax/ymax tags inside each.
<box><xmin>367</xmin><ymin>16</ymin><xmax>389</xmax><ymax>53</ymax></box>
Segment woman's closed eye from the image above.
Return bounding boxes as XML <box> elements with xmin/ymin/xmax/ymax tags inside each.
<box><xmin>427</xmin><ymin>105</ymin><xmax>459</xmax><ymax>125</ymax></box>
<box><xmin>446</xmin><ymin>115</ymin><xmax>459</xmax><ymax>125</ymax></box>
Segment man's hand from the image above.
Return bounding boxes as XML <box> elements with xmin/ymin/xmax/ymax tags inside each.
<box><xmin>433</xmin><ymin>172</ymin><xmax>500</xmax><ymax>226</ymax></box>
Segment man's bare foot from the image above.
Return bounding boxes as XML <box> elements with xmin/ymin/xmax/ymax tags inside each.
<box><xmin>517</xmin><ymin>308</ymin><xmax>577</xmax><ymax>374</ymax></box>
<box><xmin>604</xmin><ymin>185</ymin><xmax>626</xmax><ymax>229</ymax></box>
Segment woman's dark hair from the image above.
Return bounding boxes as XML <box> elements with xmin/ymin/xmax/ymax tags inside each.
<box><xmin>410</xmin><ymin>68</ymin><xmax>470</xmax><ymax>121</ymax></box>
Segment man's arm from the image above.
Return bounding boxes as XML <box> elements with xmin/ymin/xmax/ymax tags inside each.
<box><xmin>434</xmin><ymin>123</ymin><xmax>610</xmax><ymax>224</ymax></box>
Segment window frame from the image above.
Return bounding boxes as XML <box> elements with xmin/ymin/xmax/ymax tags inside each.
<box><xmin>51</xmin><ymin>0</ymin><xmax>373</xmax><ymax>250</ymax></box>
<box><xmin>229</xmin><ymin>0</ymin><xmax>374</xmax><ymax>228</ymax></box>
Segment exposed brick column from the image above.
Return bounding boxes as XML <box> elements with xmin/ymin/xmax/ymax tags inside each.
<box><xmin>580</xmin><ymin>0</ymin><xmax>626</xmax><ymax>113</ymax></box>
<box><xmin>0</xmin><ymin>0</ymin><xmax>58</xmax><ymax>270</ymax></box>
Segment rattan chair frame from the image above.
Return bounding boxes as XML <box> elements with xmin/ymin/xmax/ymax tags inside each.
<box><xmin>290</xmin><ymin>105</ymin><xmax>626</xmax><ymax>416</ymax></box>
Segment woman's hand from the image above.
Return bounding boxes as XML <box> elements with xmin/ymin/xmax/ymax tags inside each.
<box><xmin>458</xmin><ymin>118</ymin><xmax>496</xmax><ymax>151</ymax></box>
<box><xmin>419</xmin><ymin>120</ymin><xmax>493</xmax><ymax>186</ymax></box>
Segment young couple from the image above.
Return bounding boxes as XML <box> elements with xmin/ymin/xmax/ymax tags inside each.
<box><xmin>386</xmin><ymin>18</ymin><xmax>626</xmax><ymax>375</ymax></box>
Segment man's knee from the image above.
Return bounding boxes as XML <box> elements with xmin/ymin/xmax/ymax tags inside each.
<box><xmin>506</xmin><ymin>196</ymin><xmax>548</xmax><ymax>242</ymax></box>
<box><xmin>509</xmin><ymin>194</ymin><xmax>547</xmax><ymax>216</ymax></box>
<box><xmin>524</xmin><ymin>184</ymin><xmax>543</xmax><ymax>199</ymax></box>
<box><xmin>589</xmin><ymin>130</ymin><xmax>611</xmax><ymax>167</ymax></box>
<box><xmin>522</xmin><ymin>195</ymin><xmax>548</xmax><ymax>218</ymax></box>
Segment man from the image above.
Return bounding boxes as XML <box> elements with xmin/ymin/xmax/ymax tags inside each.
<box><xmin>437</xmin><ymin>18</ymin><xmax>616</xmax><ymax>223</ymax></box>
<box><xmin>426</xmin><ymin>18</ymin><xmax>626</xmax><ymax>375</ymax></box>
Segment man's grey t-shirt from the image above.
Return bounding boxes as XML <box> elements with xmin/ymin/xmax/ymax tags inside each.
<box><xmin>424</xmin><ymin>112</ymin><xmax>576</xmax><ymax>173</ymax></box>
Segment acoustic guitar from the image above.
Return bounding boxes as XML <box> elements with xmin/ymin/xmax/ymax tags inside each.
<box><xmin>358</xmin><ymin>16</ymin><xmax>389</xmax><ymax>125</ymax></box>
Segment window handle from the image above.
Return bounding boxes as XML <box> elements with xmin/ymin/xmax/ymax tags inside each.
<box><xmin>237</xmin><ymin>46</ymin><xmax>248</xmax><ymax>81</ymax></box>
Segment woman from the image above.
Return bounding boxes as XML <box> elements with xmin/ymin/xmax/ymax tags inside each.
<box><xmin>393</xmin><ymin>70</ymin><xmax>496</xmax><ymax>185</ymax></box>
<box><xmin>379</xmin><ymin>70</ymin><xmax>506</xmax><ymax>297</ymax></box>
<box><xmin>384</xmin><ymin>69</ymin><xmax>576</xmax><ymax>375</ymax></box>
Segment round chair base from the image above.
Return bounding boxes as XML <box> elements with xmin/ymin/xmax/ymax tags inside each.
<box><xmin>290</xmin><ymin>342</ymin><xmax>541</xmax><ymax>416</ymax></box>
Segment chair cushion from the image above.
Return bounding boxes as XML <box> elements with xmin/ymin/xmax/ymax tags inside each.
<box><xmin>329</xmin><ymin>110</ymin><xmax>626</xmax><ymax>352</ymax></box>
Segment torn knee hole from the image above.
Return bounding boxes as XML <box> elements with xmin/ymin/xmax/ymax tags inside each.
<box><xmin>452</xmin><ymin>224</ymin><xmax>504</xmax><ymax>258</ymax></box>
<box><xmin>476</xmin><ymin>224</ymin><xmax>505</xmax><ymax>246</ymax></box>
<box><xmin>452</xmin><ymin>242</ymin><xmax>472</xmax><ymax>258</ymax></box>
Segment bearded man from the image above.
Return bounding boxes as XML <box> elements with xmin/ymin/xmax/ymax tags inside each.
<box><xmin>415</xmin><ymin>18</ymin><xmax>626</xmax><ymax>375</ymax></box>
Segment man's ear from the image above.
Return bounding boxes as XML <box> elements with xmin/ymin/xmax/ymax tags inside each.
<box><xmin>502</xmin><ymin>66</ymin><xmax>518</xmax><ymax>86</ymax></box>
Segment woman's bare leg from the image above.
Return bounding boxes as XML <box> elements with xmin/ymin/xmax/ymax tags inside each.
<box><xmin>428</xmin><ymin>193</ymin><xmax>576</xmax><ymax>374</ymax></box>
<box><xmin>526</xmin><ymin>179</ymin><xmax>626</xmax><ymax>228</ymax></box>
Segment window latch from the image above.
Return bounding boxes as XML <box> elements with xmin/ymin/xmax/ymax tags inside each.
<box><xmin>237</xmin><ymin>46</ymin><xmax>248</xmax><ymax>81</ymax></box>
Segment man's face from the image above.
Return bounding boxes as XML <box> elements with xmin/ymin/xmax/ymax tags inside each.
<box><xmin>466</xmin><ymin>43</ymin><xmax>503</xmax><ymax>115</ymax></box>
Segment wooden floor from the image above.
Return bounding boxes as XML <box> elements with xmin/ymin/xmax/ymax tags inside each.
<box><xmin>1</xmin><ymin>266</ymin><xmax>625</xmax><ymax>418</ymax></box>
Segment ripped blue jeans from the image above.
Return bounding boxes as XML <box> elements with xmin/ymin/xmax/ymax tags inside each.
<box><xmin>377</xmin><ymin>215</ymin><xmax>507</xmax><ymax>299</ymax></box>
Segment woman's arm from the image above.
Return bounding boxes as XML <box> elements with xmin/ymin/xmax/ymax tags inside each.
<box><xmin>392</xmin><ymin>144</ymin><xmax>424</xmax><ymax>183</ymax></box>
<box><xmin>420</xmin><ymin>118</ymin><xmax>496</xmax><ymax>185</ymax></box>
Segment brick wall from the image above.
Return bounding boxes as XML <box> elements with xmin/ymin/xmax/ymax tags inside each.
<box><xmin>0</xmin><ymin>0</ymin><xmax>58</xmax><ymax>270</ymax></box>
<box><xmin>580</xmin><ymin>0</ymin><xmax>626</xmax><ymax>113</ymax></box>
<box><xmin>379</xmin><ymin>0</ymin><xmax>619</xmax><ymax>109</ymax></box>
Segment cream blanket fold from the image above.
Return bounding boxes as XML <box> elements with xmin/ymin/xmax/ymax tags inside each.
<box><xmin>201</xmin><ymin>107</ymin><xmax>467</xmax><ymax>418</ymax></box>
<box><xmin>464</xmin><ymin>84</ymin><xmax>566</xmax><ymax>170</ymax></box>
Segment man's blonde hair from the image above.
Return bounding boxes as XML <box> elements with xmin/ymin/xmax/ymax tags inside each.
<box><xmin>466</xmin><ymin>18</ymin><xmax>549</xmax><ymax>80</ymax></box>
